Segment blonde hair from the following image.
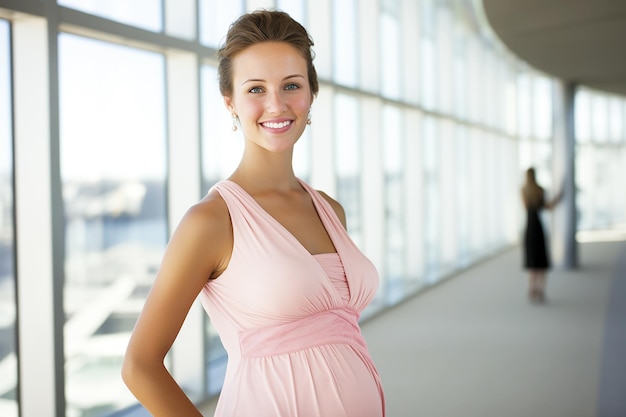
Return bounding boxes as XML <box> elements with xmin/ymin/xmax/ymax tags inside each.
<box><xmin>521</xmin><ymin>167</ymin><xmax>544</xmax><ymax>209</ymax></box>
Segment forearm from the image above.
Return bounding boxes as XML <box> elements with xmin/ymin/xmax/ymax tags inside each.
<box><xmin>122</xmin><ymin>359</ymin><xmax>204</xmax><ymax>417</ymax></box>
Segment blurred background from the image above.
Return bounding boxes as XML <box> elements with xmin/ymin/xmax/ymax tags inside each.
<box><xmin>0</xmin><ymin>1</ymin><xmax>624</xmax><ymax>417</ymax></box>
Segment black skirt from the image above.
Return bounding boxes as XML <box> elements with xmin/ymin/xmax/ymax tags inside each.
<box><xmin>523</xmin><ymin>209</ymin><xmax>550</xmax><ymax>269</ymax></box>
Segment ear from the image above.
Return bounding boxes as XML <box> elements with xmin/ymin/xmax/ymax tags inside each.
<box><xmin>224</xmin><ymin>96</ymin><xmax>235</xmax><ymax>114</ymax></box>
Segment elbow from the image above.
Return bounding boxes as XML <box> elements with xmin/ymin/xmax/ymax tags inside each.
<box><xmin>121</xmin><ymin>354</ymin><xmax>136</xmax><ymax>389</ymax></box>
<box><xmin>122</xmin><ymin>350</ymin><xmax>166</xmax><ymax>392</ymax></box>
<box><xmin>121</xmin><ymin>352</ymin><xmax>147</xmax><ymax>392</ymax></box>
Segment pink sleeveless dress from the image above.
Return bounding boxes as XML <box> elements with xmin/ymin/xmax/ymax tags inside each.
<box><xmin>200</xmin><ymin>179</ymin><xmax>385</xmax><ymax>417</ymax></box>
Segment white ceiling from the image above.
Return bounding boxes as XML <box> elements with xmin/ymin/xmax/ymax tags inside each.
<box><xmin>482</xmin><ymin>0</ymin><xmax>626</xmax><ymax>96</ymax></box>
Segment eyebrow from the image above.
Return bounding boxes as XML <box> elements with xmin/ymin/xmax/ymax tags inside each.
<box><xmin>241</xmin><ymin>74</ymin><xmax>305</xmax><ymax>85</ymax></box>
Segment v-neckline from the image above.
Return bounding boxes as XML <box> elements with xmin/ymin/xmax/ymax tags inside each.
<box><xmin>223</xmin><ymin>179</ymin><xmax>339</xmax><ymax>258</ymax></box>
<box><xmin>220</xmin><ymin>179</ymin><xmax>352</xmax><ymax>304</ymax></box>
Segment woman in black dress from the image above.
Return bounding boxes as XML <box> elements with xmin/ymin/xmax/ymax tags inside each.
<box><xmin>521</xmin><ymin>167</ymin><xmax>561</xmax><ymax>302</ymax></box>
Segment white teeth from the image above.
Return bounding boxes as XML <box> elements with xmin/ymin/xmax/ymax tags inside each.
<box><xmin>263</xmin><ymin>120</ymin><xmax>291</xmax><ymax>129</ymax></box>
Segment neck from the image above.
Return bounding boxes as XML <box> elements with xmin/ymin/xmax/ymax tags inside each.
<box><xmin>229</xmin><ymin>150</ymin><xmax>299</xmax><ymax>193</ymax></box>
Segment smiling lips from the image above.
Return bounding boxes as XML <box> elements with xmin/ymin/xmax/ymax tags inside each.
<box><xmin>261</xmin><ymin>120</ymin><xmax>292</xmax><ymax>129</ymax></box>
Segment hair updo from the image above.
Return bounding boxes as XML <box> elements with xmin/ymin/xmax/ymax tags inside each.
<box><xmin>217</xmin><ymin>10</ymin><xmax>319</xmax><ymax>98</ymax></box>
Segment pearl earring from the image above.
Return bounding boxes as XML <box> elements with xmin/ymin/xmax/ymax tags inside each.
<box><xmin>232</xmin><ymin>114</ymin><xmax>238</xmax><ymax>132</ymax></box>
<box><xmin>307</xmin><ymin>109</ymin><xmax>312</xmax><ymax>125</ymax></box>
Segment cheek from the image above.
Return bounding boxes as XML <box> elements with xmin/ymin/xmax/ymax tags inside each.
<box><xmin>293</xmin><ymin>96</ymin><xmax>312</xmax><ymax>113</ymax></box>
<box><xmin>237</xmin><ymin>100</ymin><xmax>263</xmax><ymax>119</ymax></box>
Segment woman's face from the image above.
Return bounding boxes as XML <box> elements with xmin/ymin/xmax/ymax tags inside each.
<box><xmin>224</xmin><ymin>41</ymin><xmax>313</xmax><ymax>154</ymax></box>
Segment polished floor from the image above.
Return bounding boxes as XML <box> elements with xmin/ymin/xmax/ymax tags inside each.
<box><xmin>200</xmin><ymin>234</ymin><xmax>626</xmax><ymax>417</ymax></box>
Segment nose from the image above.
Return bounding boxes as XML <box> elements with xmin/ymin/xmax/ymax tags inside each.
<box><xmin>265</xmin><ymin>89</ymin><xmax>286</xmax><ymax>114</ymax></box>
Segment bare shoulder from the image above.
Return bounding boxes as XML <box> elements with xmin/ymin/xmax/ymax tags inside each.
<box><xmin>178</xmin><ymin>190</ymin><xmax>230</xmax><ymax>237</ymax></box>
<box><xmin>316</xmin><ymin>190</ymin><xmax>347</xmax><ymax>229</ymax></box>
<box><xmin>191</xmin><ymin>189</ymin><xmax>229</xmax><ymax>221</ymax></box>
<box><xmin>170</xmin><ymin>189</ymin><xmax>232</xmax><ymax>279</ymax></box>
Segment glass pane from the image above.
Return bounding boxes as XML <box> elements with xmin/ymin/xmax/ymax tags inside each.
<box><xmin>332</xmin><ymin>0</ymin><xmax>357</xmax><ymax>87</ymax></box>
<box><xmin>467</xmin><ymin>127</ymin><xmax>485</xmax><ymax>259</ymax></box>
<box><xmin>334</xmin><ymin>94</ymin><xmax>361</xmax><ymax>242</ymax></box>
<box><xmin>380</xmin><ymin>0</ymin><xmax>400</xmax><ymax>99</ymax></box>
<box><xmin>201</xmin><ymin>65</ymin><xmax>242</xmax><ymax>190</ymax></box>
<box><xmin>455</xmin><ymin>126</ymin><xmax>470</xmax><ymax>265</ymax></box>
<box><xmin>277</xmin><ymin>0</ymin><xmax>305</xmax><ymax>24</ymax></box>
<box><xmin>293</xmin><ymin>125</ymin><xmax>312</xmax><ymax>182</ymax></box>
<box><xmin>533</xmin><ymin>76</ymin><xmax>553</xmax><ymax>140</ymax></box>
<box><xmin>466</xmin><ymin>38</ymin><xmax>482</xmax><ymax>123</ymax></box>
<box><xmin>199</xmin><ymin>0</ymin><xmax>244</xmax><ymax>48</ymax></box>
<box><xmin>422</xmin><ymin>116</ymin><xmax>439</xmax><ymax>281</ymax></box>
<box><xmin>608</xmin><ymin>97</ymin><xmax>623</xmax><ymax>143</ymax></box>
<box><xmin>382</xmin><ymin>105</ymin><xmax>405</xmax><ymax>302</ymax></box>
<box><xmin>453</xmin><ymin>24</ymin><xmax>468</xmax><ymax>119</ymax></box>
<box><xmin>0</xmin><ymin>19</ymin><xmax>18</xmax><ymax>417</ymax></box>
<box><xmin>576</xmin><ymin>91</ymin><xmax>626</xmax><ymax>230</ymax></box>
<box><xmin>419</xmin><ymin>0</ymin><xmax>436</xmax><ymax>110</ymax></box>
<box><xmin>435</xmin><ymin>3</ymin><xmax>453</xmax><ymax>114</ymax></box>
<box><xmin>623</xmin><ymin>97</ymin><xmax>626</xmax><ymax>143</ymax></box>
<box><xmin>591</xmin><ymin>94</ymin><xmax>609</xmax><ymax>143</ymax></box>
<box><xmin>504</xmin><ymin>65</ymin><xmax>518</xmax><ymax>136</ymax></box>
<box><xmin>575</xmin><ymin>88</ymin><xmax>592</xmax><ymax>143</ymax></box>
<box><xmin>59</xmin><ymin>0</ymin><xmax>162</xmax><ymax>32</ymax></box>
<box><xmin>165</xmin><ymin>0</ymin><xmax>196</xmax><ymax>40</ymax></box>
<box><xmin>607</xmin><ymin>148</ymin><xmax>626</xmax><ymax>224</ymax></box>
<box><xmin>517</xmin><ymin>71</ymin><xmax>532</xmax><ymax>138</ymax></box>
<box><xmin>59</xmin><ymin>34</ymin><xmax>167</xmax><ymax>417</ymax></box>
<box><xmin>576</xmin><ymin>143</ymin><xmax>593</xmax><ymax>230</ymax></box>
<box><xmin>439</xmin><ymin>120</ymin><xmax>457</xmax><ymax>271</ymax></box>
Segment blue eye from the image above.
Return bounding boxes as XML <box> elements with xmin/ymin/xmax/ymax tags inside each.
<box><xmin>249</xmin><ymin>86</ymin><xmax>263</xmax><ymax>93</ymax></box>
<box><xmin>285</xmin><ymin>83</ymin><xmax>300</xmax><ymax>91</ymax></box>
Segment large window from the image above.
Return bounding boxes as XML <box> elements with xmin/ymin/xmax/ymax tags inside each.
<box><xmin>59</xmin><ymin>34</ymin><xmax>167</xmax><ymax>417</ymax></box>
<box><xmin>576</xmin><ymin>89</ymin><xmax>626</xmax><ymax>230</ymax></box>
<box><xmin>0</xmin><ymin>19</ymin><xmax>18</xmax><ymax>417</ymax></box>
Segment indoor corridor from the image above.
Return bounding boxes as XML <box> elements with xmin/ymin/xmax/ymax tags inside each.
<box><xmin>200</xmin><ymin>232</ymin><xmax>626</xmax><ymax>417</ymax></box>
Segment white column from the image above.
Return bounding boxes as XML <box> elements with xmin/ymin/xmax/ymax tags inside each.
<box><xmin>165</xmin><ymin>50</ymin><xmax>206</xmax><ymax>398</ymax></box>
<box><xmin>552</xmin><ymin>81</ymin><xmax>578</xmax><ymax>268</ymax></box>
<box><xmin>13</xmin><ymin>15</ymin><xmax>64</xmax><ymax>417</ymax></box>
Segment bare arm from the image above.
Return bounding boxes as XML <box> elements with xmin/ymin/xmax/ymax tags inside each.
<box><xmin>122</xmin><ymin>193</ymin><xmax>231</xmax><ymax>417</ymax></box>
<box><xmin>545</xmin><ymin>188</ymin><xmax>564</xmax><ymax>210</ymax></box>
